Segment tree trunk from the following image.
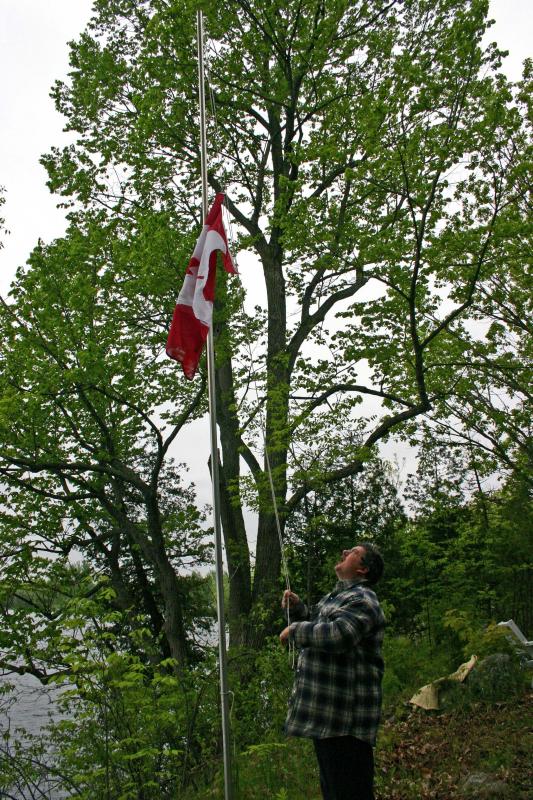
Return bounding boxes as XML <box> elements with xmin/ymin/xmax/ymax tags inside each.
<box><xmin>244</xmin><ymin>242</ymin><xmax>291</xmax><ymax>647</ymax></box>
<box><xmin>141</xmin><ymin>494</ymin><xmax>189</xmax><ymax>666</ymax></box>
<box><xmin>214</xmin><ymin>280</ymin><xmax>253</xmax><ymax>647</ymax></box>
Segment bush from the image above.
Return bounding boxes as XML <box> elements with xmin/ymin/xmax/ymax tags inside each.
<box><xmin>382</xmin><ymin>634</ymin><xmax>455</xmax><ymax>709</ymax></box>
<box><xmin>5</xmin><ymin>640</ymin><xmax>298</xmax><ymax>799</ymax></box>
<box><xmin>443</xmin><ymin>611</ymin><xmax>517</xmax><ymax>661</ymax></box>
<box><xmin>229</xmin><ymin>640</ymin><xmax>295</xmax><ymax>749</ymax></box>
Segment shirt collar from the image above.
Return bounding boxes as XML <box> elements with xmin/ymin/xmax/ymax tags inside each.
<box><xmin>335</xmin><ymin>577</ymin><xmax>368</xmax><ymax>591</ymax></box>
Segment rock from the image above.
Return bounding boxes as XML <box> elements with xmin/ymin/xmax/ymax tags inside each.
<box><xmin>460</xmin><ymin>771</ymin><xmax>511</xmax><ymax>798</ymax></box>
<box><xmin>467</xmin><ymin>653</ymin><xmax>523</xmax><ymax>702</ymax></box>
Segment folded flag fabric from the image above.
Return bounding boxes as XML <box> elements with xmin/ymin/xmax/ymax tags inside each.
<box><xmin>166</xmin><ymin>193</ymin><xmax>236</xmax><ymax>379</ymax></box>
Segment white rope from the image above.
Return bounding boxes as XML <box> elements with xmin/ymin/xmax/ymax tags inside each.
<box><xmin>203</xmin><ymin>51</ymin><xmax>295</xmax><ymax>661</ymax></box>
<box><xmin>222</xmin><ymin>207</ymin><xmax>295</xmax><ymax>664</ymax></box>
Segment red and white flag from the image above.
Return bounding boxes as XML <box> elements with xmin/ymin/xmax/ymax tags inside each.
<box><xmin>166</xmin><ymin>193</ymin><xmax>236</xmax><ymax>379</ymax></box>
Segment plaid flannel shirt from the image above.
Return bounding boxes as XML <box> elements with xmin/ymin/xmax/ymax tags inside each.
<box><xmin>284</xmin><ymin>579</ymin><xmax>385</xmax><ymax>744</ymax></box>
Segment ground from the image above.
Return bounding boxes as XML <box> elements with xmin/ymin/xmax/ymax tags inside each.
<box><xmin>210</xmin><ymin>691</ymin><xmax>533</xmax><ymax>799</ymax></box>
<box><xmin>375</xmin><ymin>692</ymin><xmax>532</xmax><ymax>799</ymax></box>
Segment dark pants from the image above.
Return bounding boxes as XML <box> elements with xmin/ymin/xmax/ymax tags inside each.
<box><xmin>313</xmin><ymin>736</ymin><xmax>375</xmax><ymax>800</ymax></box>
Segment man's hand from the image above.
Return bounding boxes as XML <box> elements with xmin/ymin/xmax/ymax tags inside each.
<box><xmin>282</xmin><ymin>590</ymin><xmax>300</xmax><ymax>609</ymax></box>
<box><xmin>279</xmin><ymin>625</ymin><xmax>291</xmax><ymax>646</ymax></box>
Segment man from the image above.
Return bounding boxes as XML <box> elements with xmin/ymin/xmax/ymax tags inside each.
<box><xmin>280</xmin><ymin>542</ymin><xmax>385</xmax><ymax>800</ymax></box>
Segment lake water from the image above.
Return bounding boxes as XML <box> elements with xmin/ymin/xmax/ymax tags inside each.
<box><xmin>0</xmin><ymin>672</ymin><xmax>67</xmax><ymax>799</ymax></box>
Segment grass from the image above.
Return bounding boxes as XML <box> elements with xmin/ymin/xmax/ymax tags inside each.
<box><xmin>191</xmin><ymin>691</ymin><xmax>532</xmax><ymax>799</ymax></box>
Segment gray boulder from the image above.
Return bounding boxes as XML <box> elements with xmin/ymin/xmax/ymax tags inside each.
<box><xmin>467</xmin><ymin>653</ymin><xmax>524</xmax><ymax>702</ymax></box>
<box><xmin>460</xmin><ymin>771</ymin><xmax>510</xmax><ymax>798</ymax></box>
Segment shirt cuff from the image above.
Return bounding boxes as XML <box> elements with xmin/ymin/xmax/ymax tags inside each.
<box><xmin>289</xmin><ymin>621</ymin><xmax>314</xmax><ymax>647</ymax></box>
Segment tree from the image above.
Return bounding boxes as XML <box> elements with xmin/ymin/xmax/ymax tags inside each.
<box><xmin>419</xmin><ymin>61</ymin><xmax>533</xmax><ymax>484</ymax></box>
<box><xmin>382</xmin><ymin>433</ymin><xmax>532</xmax><ymax>644</ymax></box>
<box><xmin>0</xmin><ymin>213</ymin><xmax>213</xmax><ymax>673</ymax></box>
<box><xmin>1</xmin><ymin>0</ymin><xmax>530</xmax><ymax>652</ymax></box>
<box><xmin>285</xmin><ymin>450</ymin><xmax>405</xmax><ymax>605</ymax></box>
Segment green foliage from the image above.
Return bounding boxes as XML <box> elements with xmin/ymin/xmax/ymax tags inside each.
<box><xmin>229</xmin><ymin>641</ymin><xmax>295</xmax><ymax>748</ymax></box>
<box><xmin>15</xmin><ymin>0</ymin><xmax>531</xmax><ymax>648</ymax></box>
<box><xmin>0</xmin><ymin>638</ymin><xmax>305</xmax><ymax>799</ymax></box>
<box><xmin>381</xmin><ymin>635</ymin><xmax>455</xmax><ymax>708</ymax></box>
<box><xmin>234</xmin><ymin>740</ymin><xmax>317</xmax><ymax>800</ymax></box>
<box><xmin>443</xmin><ymin>612</ymin><xmax>513</xmax><ymax>660</ymax></box>
<box><xmin>3</xmin><ymin>647</ymin><xmax>223</xmax><ymax>799</ymax></box>
<box><xmin>376</xmin><ymin>435</ymin><xmax>532</xmax><ymax>647</ymax></box>
<box><xmin>0</xmin><ymin>208</ymin><xmax>213</xmax><ymax>666</ymax></box>
<box><xmin>64</xmin><ymin>658</ymin><xmax>212</xmax><ymax>798</ymax></box>
<box><xmin>286</xmin><ymin>454</ymin><xmax>405</xmax><ymax>605</ymax></box>
<box><xmin>1</xmin><ymin>1</ymin><xmax>532</xmax><ymax>794</ymax></box>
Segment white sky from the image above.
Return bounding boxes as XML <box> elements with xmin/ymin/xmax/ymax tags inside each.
<box><xmin>1</xmin><ymin>0</ymin><xmax>531</xmax><ymax>296</ymax></box>
<box><xmin>0</xmin><ymin>0</ymin><xmax>531</xmax><ymax>532</ymax></box>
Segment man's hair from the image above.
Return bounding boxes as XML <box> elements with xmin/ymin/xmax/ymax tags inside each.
<box><xmin>359</xmin><ymin>542</ymin><xmax>384</xmax><ymax>586</ymax></box>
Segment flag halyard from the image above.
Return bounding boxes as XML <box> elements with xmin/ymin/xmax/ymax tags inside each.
<box><xmin>166</xmin><ymin>193</ymin><xmax>236</xmax><ymax>379</ymax></box>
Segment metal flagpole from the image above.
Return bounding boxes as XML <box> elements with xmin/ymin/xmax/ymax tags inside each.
<box><xmin>196</xmin><ymin>11</ymin><xmax>235</xmax><ymax>800</ymax></box>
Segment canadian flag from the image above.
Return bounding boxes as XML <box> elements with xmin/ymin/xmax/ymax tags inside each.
<box><xmin>166</xmin><ymin>193</ymin><xmax>236</xmax><ymax>379</ymax></box>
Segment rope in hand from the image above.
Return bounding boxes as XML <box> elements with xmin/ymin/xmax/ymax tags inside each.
<box><xmin>202</xmin><ymin>47</ymin><xmax>296</xmax><ymax>665</ymax></box>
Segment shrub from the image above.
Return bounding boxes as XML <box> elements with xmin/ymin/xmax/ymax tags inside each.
<box><xmin>443</xmin><ymin>611</ymin><xmax>517</xmax><ymax>660</ymax></box>
<box><xmin>382</xmin><ymin>635</ymin><xmax>455</xmax><ymax>708</ymax></box>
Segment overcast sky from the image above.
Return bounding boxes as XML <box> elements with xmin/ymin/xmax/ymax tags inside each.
<box><xmin>0</xmin><ymin>1</ymin><xmax>531</xmax><ymax>530</ymax></box>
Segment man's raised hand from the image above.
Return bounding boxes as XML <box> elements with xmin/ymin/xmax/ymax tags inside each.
<box><xmin>282</xmin><ymin>590</ymin><xmax>300</xmax><ymax>609</ymax></box>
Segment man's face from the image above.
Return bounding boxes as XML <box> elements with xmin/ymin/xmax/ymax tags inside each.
<box><xmin>335</xmin><ymin>545</ymin><xmax>369</xmax><ymax>581</ymax></box>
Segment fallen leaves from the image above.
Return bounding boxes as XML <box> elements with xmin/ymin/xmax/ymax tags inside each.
<box><xmin>374</xmin><ymin>693</ymin><xmax>532</xmax><ymax>799</ymax></box>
